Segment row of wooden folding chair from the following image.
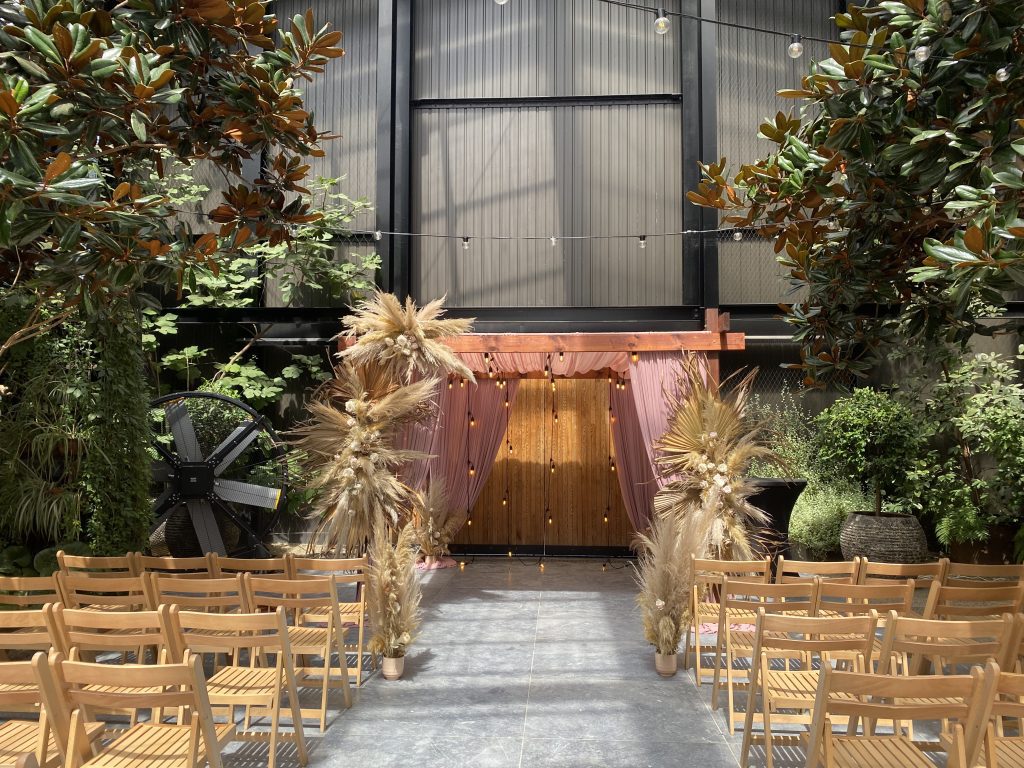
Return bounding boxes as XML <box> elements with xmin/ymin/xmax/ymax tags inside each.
<box><xmin>737</xmin><ymin>609</ymin><xmax>1023</xmax><ymax>767</ymax></box>
<box><xmin>0</xmin><ymin>650</ymin><xmax>229</xmax><ymax>768</ymax></box>
<box><xmin>55</xmin><ymin>550</ymin><xmax>368</xmax><ymax>581</ymax></box>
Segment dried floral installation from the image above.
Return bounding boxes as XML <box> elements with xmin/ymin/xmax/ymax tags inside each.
<box><xmin>653</xmin><ymin>353</ymin><xmax>778</xmax><ymax>563</ymax></box>
<box><xmin>634</xmin><ymin>512</ymin><xmax>690</xmax><ymax>655</ymax></box>
<box><xmin>412</xmin><ymin>480</ymin><xmax>462</xmax><ymax>564</ymax></box>
<box><xmin>338</xmin><ymin>291</ymin><xmax>475</xmax><ymax>383</ymax></box>
<box><xmin>367</xmin><ymin>520</ymin><xmax>422</xmax><ymax>659</ymax></box>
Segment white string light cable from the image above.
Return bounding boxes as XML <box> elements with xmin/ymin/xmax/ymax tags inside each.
<box><xmin>490</xmin><ymin>0</ymin><xmax>1014</xmax><ymax>69</ymax></box>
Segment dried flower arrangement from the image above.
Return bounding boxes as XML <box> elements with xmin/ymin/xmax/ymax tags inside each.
<box><xmin>339</xmin><ymin>291</ymin><xmax>475</xmax><ymax>383</ymax></box>
<box><xmin>653</xmin><ymin>353</ymin><xmax>778</xmax><ymax>562</ymax></box>
<box><xmin>412</xmin><ymin>481</ymin><xmax>462</xmax><ymax>566</ymax></box>
<box><xmin>634</xmin><ymin>512</ymin><xmax>690</xmax><ymax>657</ymax></box>
<box><xmin>367</xmin><ymin>521</ymin><xmax>422</xmax><ymax>659</ymax></box>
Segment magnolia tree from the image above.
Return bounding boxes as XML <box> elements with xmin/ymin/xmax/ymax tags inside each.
<box><xmin>0</xmin><ymin>0</ymin><xmax>342</xmax><ymax>349</ymax></box>
<box><xmin>690</xmin><ymin>0</ymin><xmax>1023</xmax><ymax>387</ymax></box>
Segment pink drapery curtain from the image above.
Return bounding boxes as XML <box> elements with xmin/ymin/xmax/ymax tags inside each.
<box><xmin>456</xmin><ymin>351</ymin><xmax>629</xmax><ymax>377</ymax></box>
<box><xmin>426</xmin><ymin>379</ymin><xmax>520</xmax><ymax>515</ymax></box>
<box><xmin>627</xmin><ymin>352</ymin><xmax>708</xmax><ymax>493</ymax></box>
<box><xmin>395</xmin><ymin>387</ymin><xmax>439</xmax><ymax>492</ymax></box>
<box><xmin>609</xmin><ymin>385</ymin><xmax>658</xmax><ymax>530</ymax></box>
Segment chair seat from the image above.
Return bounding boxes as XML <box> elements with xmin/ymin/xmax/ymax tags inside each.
<box><xmin>830</xmin><ymin>735</ymin><xmax>934</xmax><ymax>768</ymax></box>
<box><xmin>764</xmin><ymin>670</ymin><xmax>819</xmax><ymax>708</ymax></box>
<box><xmin>81</xmin><ymin>721</ymin><xmax>235</xmax><ymax>768</ymax></box>
<box><xmin>993</xmin><ymin>736</ymin><xmax>1024</xmax><ymax>763</ymax></box>
<box><xmin>0</xmin><ymin>718</ymin><xmax>105</xmax><ymax>762</ymax></box>
<box><xmin>289</xmin><ymin>626</ymin><xmax>331</xmax><ymax>651</ymax></box>
<box><xmin>206</xmin><ymin>666</ymin><xmax>279</xmax><ymax>703</ymax></box>
<box><xmin>697</xmin><ymin>604</ymin><xmax>756</xmax><ymax>620</ymax></box>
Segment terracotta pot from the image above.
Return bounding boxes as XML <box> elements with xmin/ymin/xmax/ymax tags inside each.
<box><xmin>382</xmin><ymin>655</ymin><xmax>405</xmax><ymax>680</ymax></box>
<box><xmin>839</xmin><ymin>511</ymin><xmax>929</xmax><ymax>563</ymax></box>
<box><xmin>655</xmin><ymin>652</ymin><xmax>678</xmax><ymax>677</ymax></box>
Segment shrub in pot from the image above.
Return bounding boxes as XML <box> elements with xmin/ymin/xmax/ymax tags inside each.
<box><xmin>814</xmin><ymin>389</ymin><xmax>928</xmax><ymax>563</ymax></box>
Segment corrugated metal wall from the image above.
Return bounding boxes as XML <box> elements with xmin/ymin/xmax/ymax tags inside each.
<box><xmin>715</xmin><ymin>0</ymin><xmax>837</xmax><ymax>304</ymax></box>
<box><xmin>411</xmin><ymin>0</ymin><xmax>684</xmax><ymax>308</ymax></box>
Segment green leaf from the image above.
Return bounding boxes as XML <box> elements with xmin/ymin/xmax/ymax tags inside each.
<box><xmin>130</xmin><ymin>110</ymin><xmax>147</xmax><ymax>141</ymax></box>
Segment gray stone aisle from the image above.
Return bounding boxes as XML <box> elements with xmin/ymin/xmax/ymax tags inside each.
<box><xmin>304</xmin><ymin>557</ymin><xmax>741</xmax><ymax>768</ymax></box>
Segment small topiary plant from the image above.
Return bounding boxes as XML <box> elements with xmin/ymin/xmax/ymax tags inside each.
<box><xmin>814</xmin><ymin>389</ymin><xmax>921</xmax><ymax>516</ymax></box>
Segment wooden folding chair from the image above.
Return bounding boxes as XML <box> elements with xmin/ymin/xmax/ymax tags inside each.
<box><xmin>944</xmin><ymin>561</ymin><xmax>1024</xmax><ymax>587</ymax></box>
<box><xmin>775</xmin><ymin>557</ymin><xmax>860</xmax><ymax>585</ymax></box>
<box><xmin>289</xmin><ymin>555</ymin><xmax>369</xmax><ymax>685</ymax></box>
<box><xmin>245</xmin><ymin>574</ymin><xmax>353</xmax><ymax>731</ymax></box>
<box><xmin>55</xmin><ymin>552</ymin><xmax>138</xmax><ymax>578</ymax></box>
<box><xmin>0</xmin><ymin>608</ymin><xmax>55</xmax><ymax>658</ymax></box>
<box><xmin>685</xmin><ymin>556</ymin><xmax>772</xmax><ymax>687</ymax></box>
<box><xmin>816</xmin><ymin>579</ymin><xmax>915</xmax><ymax>661</ymax></box>
<box><xmin>804</xmin><ymin>662</ymin><xmax>995</xmax><ymax>768</ymax></box>
<box><xmin>34</xmin><ymin>650</ymin><xmax>233</xmax><ymax>768</ymax></box>
<box><xmin>878</xmin><ymin>611</ymin><xmax>1013</xmax><ymax>679</ymax></box>
<box><xmin>999</xmin><ymin>614</ymin><xmax>1024</xmax><ymax>673</ymax></box>
<box><xmin>922</xmin><ymin>580</ymin><xmax>1024</xmax><ymax>620</ymax></box>
<box><xmin>160</xmin><ymin>605</ymin><xmax>308</xmax><ymax>768</ymax></box>
<box><xmin>0</xmin><ymin>655</ymin><xmax>78</xmax><ymax>768</ymax></box>
<box><xmin>55</xmin><ymin>573</ymin><xmax>151</xmax><ymax>612</ymax></box>
<box><xmin>712</xmin><ymin>577</ymin><xmax>820</xmax><ymax>734</ymax></box>
<box><xmin>859</xmin><ymin>557</ymin><xmax>948</xmax><ymax>586</ymax></box>
<box><xmin>741</xmin><ymin>610</ymin><xmax>878</xmax><ymax>768</ymax></box>
<box><xmin>0</xmin><ymin>576</ymin><xmax>62</xmax><ymax>610</ymax></box>
<box><xmin>208</xmin><ymin>554</ymin><xmax>288</xmax><ymax>578</ymax></box>
<box><xmin>135</xmin><ymin>554</ymin><xmax>212</xmax><ymax>578</ymax></box>
<box><xmin>982</xmin><ymin>666</ymin><xmax>1024</xmax><ymax>767</ymax></box>
<box><xmin>146</xmin><ymin>573</ymin><xmax>248</xmax><ymax>614</ymax></box>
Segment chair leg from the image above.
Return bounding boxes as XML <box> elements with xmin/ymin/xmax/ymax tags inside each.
<box><xmin>763</xmin><ymin>703</ymin><xmax>773</xmax><ymax>768</ymax></box>
<box><xmin>268</xmin><ymin>693</ymin><xmax>280</xmax><ymax>768</ymax></box>
<box><xmin>711</xmin><ymin>633</ymin><xmax>725</xmax><ymax>710</ymax></box>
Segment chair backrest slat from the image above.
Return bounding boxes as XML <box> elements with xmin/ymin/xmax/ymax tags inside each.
<box><xmin>245</xmin><ymin>574</ymin><xmax>337</xmax><ymax>613</ymax></box>
<box><xmin>57</xmin><ymin>572</ymin><xmax>151</xmax><ymax>610</ymax></box>
<box><xmin>922</xmin><ymin>580</ymin><xmax>1024</xmax><ymax>620</ymax></box>
<box><xmin>859</xmin><ymin>557</ymin><xmax>948</xmax><ymax>585</ymax></box>
<box><xmin>161</xmin><ymin>604</ymin><xmax>291</xmax><ymax>661</ymax></box>
<box><xmin>209</xmin><ymin>554</ymin><xmax>288</xmax><ymax>577</ymax></box>
<box><xmin>775</xmin><ymin>557</ymin><xmax>860</xmax><ymax>584</ymax></box>
<box><xmin>721</xmin><ymin>577</ymin><xmax>819</xmax><ymax>616</ymax></box>
<box><xmin>147</xmin><ymin>573</ymin><xmax>247</xmax><ymax>613</ymax></box>
<box><xmin>877</xmin><ymin>611</ymin><xmax>1014</xmax><ymax>674</ymax></box>
<box><xmin>945</xmin><ymin>561</ymin><xmax>1024</xmax><ymax>586</ymax></box>
<box><xmin>0</xmin><ymin>575</ymin><xmax>62</xmax><ymax>609</ymax></box>
<box><xmin>754</xmin><ymin>609</ymin><xmax>878</xmax><ymax>661</ymax></box>
<box><xmin>136</xmin><ymin>554</ymin><xmax>212</xmax><ymax>578</ymax></box>
<box><xmin>56</xmin><ymin>550</ymin><xmax>138</xmax><ymax>578</ymax></box>
<box><xmin>817</xmin><ymin>579</ymin><xmax>916</xmax><ymax>618</ymax></box>
<box><xmin>0</xmin><ymin>607</ymin><xmax>53</xmax><ymax>652</ymax></box>
<box><xmin>46</xmin><ymin>604</ymin><xmax>166</xmax><ymax>658</ymax></box>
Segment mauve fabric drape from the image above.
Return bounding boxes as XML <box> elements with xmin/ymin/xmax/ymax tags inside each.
<box><xmin>457</xmin><ymin>351</ymin><xmax>629</xmax><ymax>376</ymax></box>
<box><xmin>627</xmin><ymin>352</ymin><xmax>685</xmax><ymax>491</ymax></box>
<box><xmin>395</xmin><ymin>383</ymin><xmax>439</xmax><ymax>492</ymax></box>
<box><xmin>427</xmin><ymin>379</ymin><xmax>520</xmax><ymax>516</ymax></box>
<box><xmin>609</xmin><ymin>385</ymin><xmax>657</xmax><ymax>530</ymax></box>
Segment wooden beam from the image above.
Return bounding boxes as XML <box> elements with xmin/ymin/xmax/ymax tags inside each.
<box><xmin>439</xmin><ymin>331</ymin><xmax>745</xmax><ymax>353</ymax></box>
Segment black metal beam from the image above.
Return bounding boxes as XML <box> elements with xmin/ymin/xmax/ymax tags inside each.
<box><xmin>680</xmin><ymin>0</ymin><xmax>702</xmax><ymax>308</ymax></box>
<box><xmin>698</xmin><ymin>0</ymin><xmax>720</xmax><ymax>311</ymax></box>
<box><xmin>375</xmin><ymin>0</ymin><xmax>412</xmax><ymax>298</ymax></box>
<box><xmin>413</xmin><ymin>93</ymin><xmax>684</xmax><ymax>109</ymax></box>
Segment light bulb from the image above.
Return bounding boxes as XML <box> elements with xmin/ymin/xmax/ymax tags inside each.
<box><xmin>495</xmin><ymin>0</ymin><xmax>509</xmax><ymax>5</ymax></box>
<box><xmin>508</xmin><ymin>550</ymin><xmax>513</xmax><ymax>557</ymax></box>
<box><xmin>996</xmin><ymin>67</ymin><xmax>1010</xmax><ymax>82</ymax></box>
<box><xmin>550</xmin><ymin>236</ymin><xmax>557</xmax><ymax>247</ymax></box>
<box><xmin>654</xmin><ymin>9</ymin><xmax>669</xmax><ymax>35</ymax></box>
<box><xmin>914</xmin><ymin>45</ymin><xmax>930</xmax><ymax>62</ymax></box>
<box><xmin>539</xmin><ymin>562</ymin><xmax>545</xmax><ymax>572</ymax></box>
<box><xmin>602</xmin><ymin>563</ymin><xmax>607</xmax><ymax>572</ymax></box>
<box><xmin>553</xmin><ymin>412</ymin><xmax>558</xmax><ymax>422</ymax></box>
<box><xmin>502</xmin><ymin>497</ymin><xmax>507</xmax><ymax>506</ymax></box>
<box><xmin>508</xmin><ymin>443</ymin><xmax>513</xmax><ymax>453</ymax></box>
<box><xmin>460</xmin><ymin>378</ymin><xmax>465</xmax><ymax>388</ymax></box>
<box><xmin>373</xmin><ymin>230</ymin><xmax>382</xmax><ymax>241</ymax></box>
<box><xmin>447</xmin><ymin>380</ymin><xmax>452</xmax><ymax>390</ymax></box>
<box><xmin>788</xmin><ymin>35</ymin><xmax>803</xmax><ymax>59</ymax></box>
<box><xmin>639</xmin><ymin>236</ymin><xmax>647</xmax><ymax>250</ymax></box>
<box><xmin>611</xmin><ymin>462</ymin><xmax>616</xmax><ymax>472</ymax></box>
<box><xmin>467</xmin><ymin>518</ymin><xmax>472</xmax><ymax>526</ymax></box>
<box><xmin>459</xmin><ymin>561</ymin><xmax>465</xmax><ymax>571</ymax></box>
<box><xmin>462</xmin><ymin>237</ymin><xmax>470</xmax><ymax>250</ymax></box>
<box><xmin>826</xmin><ymin>216</ymin><xmax>839</xmax><ymax>231</ymax></box>
<box><xmin>548</xmin><ymin>515</ymin><xmax>553</xmax><ymax>525</ymax></box>
<box><xmin>559</xmin><ymin>352</ymin><xmax>564</xmax><ymax>361</ymax></box>
<box><xmin>469</xmin><ymin>415</ymin><xmax>475</xmax><ymax>427</ymax></box>
<box><xmin>631</xmin><ymin>352</ymin><xmax>639</xmax><ymax>363</ymax></box>
<box><xmin>732</xmin><ymin>230</ymin><xmax>743</xmax><ymax>241</ymax></box>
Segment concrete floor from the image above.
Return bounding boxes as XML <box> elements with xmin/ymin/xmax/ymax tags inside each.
<box><xmin>304</xmin><ymin>557</ymin><xmax>742</xmax><ymax>768</ymax></box>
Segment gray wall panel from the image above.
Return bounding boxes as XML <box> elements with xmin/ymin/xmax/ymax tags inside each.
<box><xmin>276</xmin><ymin>0</ymin><xmax>379</xmax><ymax>232</ymax></box>
<box><xmin>716</xmin><ymin>0</ymin><xmax>835</xmax><ymax>304</ymax></box>
<box><xmin>413</xmin><ymin>0</ymin><xmax>682</xmax><ymax>100</ymax></box>
<box><xmin>412</xmin><ymin>104</ymin><xmax>683</xmax><ymax>307</ymax></box>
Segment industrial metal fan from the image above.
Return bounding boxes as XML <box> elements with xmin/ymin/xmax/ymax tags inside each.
<box><xmin>149</xmin><ymin>391</ymin><xmax>288</xmax><ymax>557</ymax></box>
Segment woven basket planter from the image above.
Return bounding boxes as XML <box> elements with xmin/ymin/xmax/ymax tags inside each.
<box><xmin>839</xmin><ymin>512</ymin><xmax>929</xmax><ymax>563</ymax></box>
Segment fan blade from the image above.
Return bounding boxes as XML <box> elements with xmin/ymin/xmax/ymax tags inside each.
<box><xmin>187</xmin><ymin>500</ymin><xmax>226</xmax><ymax>556</ymax></box>
<box><xmin>152</xmin><ymin>460</ymin><xmax>174</xmax><ymax>483</ymax></box>
<box><xmin>213</xmin><ymin>479</ymin><xmax>282</xmax><ymax>509</ymax></box>
<box><xmin>209</xmin><ymin>421</ymin><xmax>261</xmax><ymax>475</ymax></box>
<box><xmin>166</xmin><ymin>402</ymin><xmax>202</xmax><ymax>462</ymax></box>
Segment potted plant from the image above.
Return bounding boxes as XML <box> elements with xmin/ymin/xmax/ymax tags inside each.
<box><xmin>413</xmin><ymin>481</ymin><xmax>461</xmax><ymax>570</ymax></box>
<box><xmin>634</xmin><ymin>513</ymin><xmax>689</xmax><ymax>677</ymax></box>
<box><xmin>367</xmin><ymin>522</ymin><xmax>422</xmax><ymax>680</ymax></box>
<box><xmin>814</xmin><ymin>389</ymin><xmax>928</xmax><ymax>563</ymax></box>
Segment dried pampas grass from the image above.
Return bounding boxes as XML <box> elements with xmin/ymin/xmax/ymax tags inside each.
<box><xmin>339</xmin><ymin>292</ymin><xmax>475</xmax><ymax>383</ymax></box>
<box><xmin>367</xmin><ymin>521</ymin><xmax>422</xmax><ymax>658</ymax></box>
<box><xmin>653</xmin><ymin>353</ymin><xmax>779</xmax><ymax>562</ymax></box>
<box><xmin>412</xmin><ymin>480</ymin><xmax>462</xmax><ymax>558</ymax></box>
<box><xmin>291</xmin><ymin>361</ymin><xmax>438</xmax><ymax>554</ymax></box>
<box><xmin>634</xmin><ymin>513</ymin><xmax>690</xmax><ymax>655</ymax></box>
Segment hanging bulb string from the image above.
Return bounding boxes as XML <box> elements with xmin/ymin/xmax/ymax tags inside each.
<box><xmin>589</xmin><ymin>0</ymin><xmax>993</xmax><ymax>64</ymax></box>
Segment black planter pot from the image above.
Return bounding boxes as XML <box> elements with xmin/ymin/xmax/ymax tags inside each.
<box><xmin>748</xmin><ymin>478</ymin><xmax>808</xmax><ymax>557</ymax></box>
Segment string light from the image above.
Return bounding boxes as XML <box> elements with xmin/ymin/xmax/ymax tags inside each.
<box><xmin>638</xmin><ymin>235</ymin><xmax>647</xmax><ymax>250</ymax></box>
<box><xmin>558</xmin><ymin>352</ymin><xmax>564</xmax><ymax>362</ymax></box>
<box><xmin>459</xmin><ymin>561</ymin><xmax>466</xmax><ymax>571</ymax></box>
<box><xmin>508</xmin><ymin>550</ymin><xmax>513</xmax><ymax>557</ymax></box>
<box><xmin>373</xmin><ymin>230</ymin><xmax>382</xmax><ymax>241</ymax></box>
<box><xmin>630</xmin><ymin>352</ymin><xmax>639</xmax><ymax>363</ymax></box>
<box><xmin>653</xmin><ymin>7</ymin><xmax>669</xmax><ymax>35</ymax></box>
<box><xmin>787</xmin><ymin>34</ymin><xmax>803</xmax><ymax>59</ymax></box>
<box><xmin>467</xmin><ymin>517</ymin><xmax>472</xmax><ymax>526</ymax></box>
<box><xmin>550</xmin><ymin>236</ymin><xmax>557</xmax><ymax>247</ymax></box>
<box><xmin>553</xmin><ymin>411</ymin><xmax>559</xmax><ymax>423</ymax></box>
<box><xmin>539</xmin><ymin>561</ymin><xmax>545</xmax><ymax>572</ymax></box>
<box><xmin>462</xmin><ymin>236</ymin><xmax>470</xmax><ymax>250</ymax></box>
<box><xmin>469</xmin><ymin>413</ymin><xmax>476</xmax><ymax>427</ymax></box>
<box><xmin>460</xmin><ymin>378</ymin><xmax>465</xmax><ymax>388</ymax></box>
<box><xmin>914</xmin><ymin>45</ymin><xmax>930</xmax><ymax>62</ymax></box>
<box><xmin>732</xmin><ymin>230</ymin><xmax>743</xmax><ymax>241</ymax></box>
<box><xmin>495</xmin><ymin>0</ymin><xmax>509</xmax><ymax>5</ymax></box>
<box><xmin>550</xmin><ymin>459</ymin><xmax>556</xmax><ymax>474</ymax></box>
<box><xmin>997</xmin><ymin>67</ymin><xmax>1011</xmax><ymax>82</ymax></box>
